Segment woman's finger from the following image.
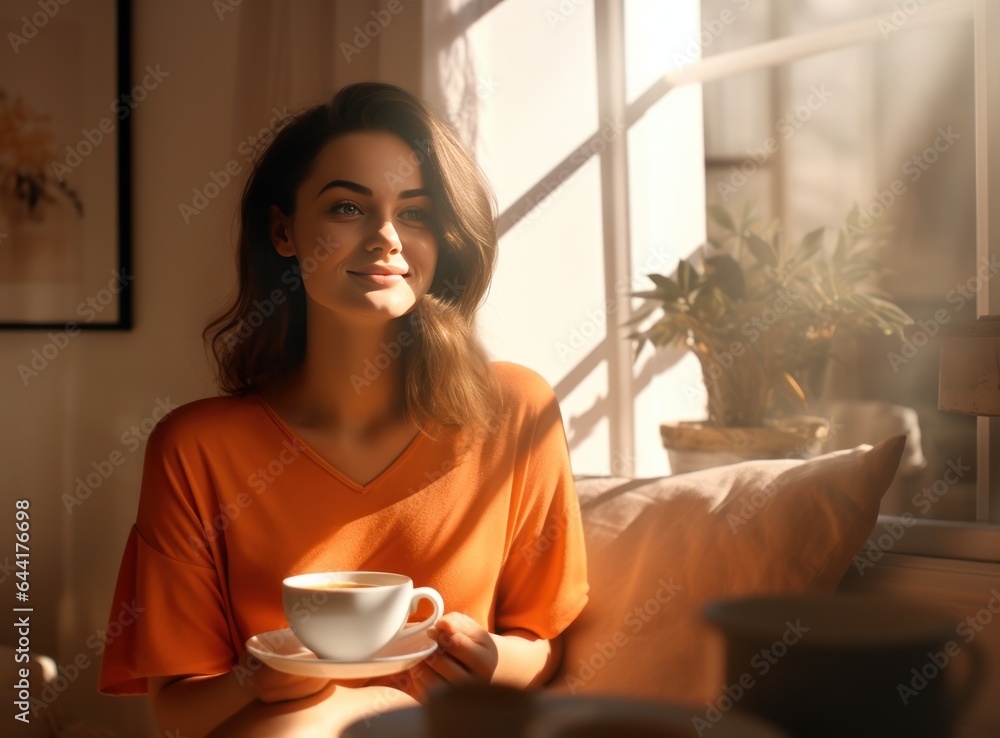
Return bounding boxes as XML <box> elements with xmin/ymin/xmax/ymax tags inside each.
<box><xmin>424</xmin><ymin>646</ymin><xmax>476</xmax><ymax>684</ymax></box>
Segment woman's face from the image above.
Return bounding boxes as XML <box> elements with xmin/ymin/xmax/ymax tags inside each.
<box><xmin>269</xmin><ymin>131</ymin><xmax>439</xmax><ymax>325</ymax></box>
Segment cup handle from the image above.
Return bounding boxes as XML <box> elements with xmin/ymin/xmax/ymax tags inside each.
<box><xmin>396</xmin><ymin>587</ymin><xmax>444</xmax><ymax>640</ymax></box>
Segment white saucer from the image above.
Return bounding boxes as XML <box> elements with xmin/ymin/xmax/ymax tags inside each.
<box><xmin>245</xmin><ymin>628</ymin><xmax>437</xmax><ymax>680</ymax></box>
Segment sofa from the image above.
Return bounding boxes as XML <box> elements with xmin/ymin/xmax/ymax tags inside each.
<box><xmin>550</xmin><ymin>435</ymin><xmax>907</xmax><ymax>706</ymax></box>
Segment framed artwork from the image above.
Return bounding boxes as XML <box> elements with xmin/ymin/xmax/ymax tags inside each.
<box><xmin>0</xmin><ymin>0</ymin><xmax>132</xmax><ymax>329</ymax></box>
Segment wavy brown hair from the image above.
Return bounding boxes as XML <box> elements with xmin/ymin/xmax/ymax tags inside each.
<box><xmin>203</xmin><ymin>82</ymin><xmax>501</xmax><ymax>437</ymax></box>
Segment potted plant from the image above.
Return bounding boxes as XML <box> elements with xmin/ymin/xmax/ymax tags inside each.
<box><xmin>627</xmin><ymin>203</ymin><xmax>911</xmax><ymax>472</ymax></box>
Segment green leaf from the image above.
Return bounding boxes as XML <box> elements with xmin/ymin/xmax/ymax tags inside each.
<box><xmin>621</xmin><ymin>303</ymin><xmax>659</xmax><ymax>327</ymax></box>
<box><xmin>632</xmin><ymin>336</ymin><xmax>647</xmax><ymax>362</ymax></box>
<box><xmin>701</xmin><ymin>287</ymin><xmax>729</xmax><ymax>321</ymax></box>
<box><xmin>651</xmin><ymin>323</ymin><xmax>683</xmax><ymax>348</ymax></box>
<box><xmin>647</xmin><ymin>274</ymin><xmax>683</xmax><ymax>300</ymax></box>
<box><xmin>745</xmin><ymin>233</ymin><xmax>778</xmax><ymax>267</ymax></box>
<box><xmin>703</xmin><ymin>254</ymin><xmax>746</xmax><ymax>299</ymax></box>
<box><xmin>675</xmin><ymin>259</ymin><xmax>697</xmax><ymax>293</ymax></box>
<box><xmin>833</xmin><ymin>226</ymin><xmax>849</xmax><ymax>266</ymax></box>
<box><xmin>707</xmin><ymin>205</ymin><xmax>736</xmax><ymax>232</ymax></box>
<box><xmin>797</xmin><ymin>227</ymin><xmax>825</xmax><ymax>264</ymax></box>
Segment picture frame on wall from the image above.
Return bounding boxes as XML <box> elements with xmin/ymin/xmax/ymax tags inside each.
<box><xmin>0</xmin><ymin>0</ymin><xmax>132</xmax><ymax>330</ymax></box>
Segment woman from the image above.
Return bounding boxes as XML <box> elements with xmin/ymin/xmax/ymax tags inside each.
<box><xmin>98</xmin><ymin>82</ymin><xmax>588</xmax><ymax>736</ymax></box>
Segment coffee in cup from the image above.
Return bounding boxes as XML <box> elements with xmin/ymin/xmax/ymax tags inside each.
<box><xmin>282</xmin><ymin>571</ymin><xmax>444</xmax><ymax>661</ymax></box>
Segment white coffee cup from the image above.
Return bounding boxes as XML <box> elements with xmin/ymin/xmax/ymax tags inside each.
<box><xmin>282</xmin><ymin>571</ymin><xmax>444</xmax><ymax>661</ymax></box>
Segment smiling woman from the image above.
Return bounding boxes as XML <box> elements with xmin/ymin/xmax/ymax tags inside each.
<box><xmin>267</xmin><ymin>132</ymin><xmax>440</xmax><ymax>326</ymax></box>
<box><xmin>95</xmin><ymin>82</ymin><xmax>589</xmax><ymax>738</ymax></box>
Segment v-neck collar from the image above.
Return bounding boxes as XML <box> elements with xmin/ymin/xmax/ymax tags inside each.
<box><xmin>250</xmin><ymin>392</ymin><xmax>432</xmax><ymax>494</ymax></box>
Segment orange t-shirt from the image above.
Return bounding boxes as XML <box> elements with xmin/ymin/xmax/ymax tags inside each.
<box><xmin>98</xmin><ymin>361</ymin><xmax>589</xmax><ymax>696</ymax></box>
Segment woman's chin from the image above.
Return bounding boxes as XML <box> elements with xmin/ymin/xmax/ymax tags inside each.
<box><xmin>317</xmin><ymin>299</ymin><xmax>418</xmax><ymax>325</ymax></box>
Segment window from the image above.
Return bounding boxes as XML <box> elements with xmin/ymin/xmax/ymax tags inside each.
<box><xmin>424</xmin><ymin>0</ymin><xmax>1000</xmax><ymax>560</ymax></box>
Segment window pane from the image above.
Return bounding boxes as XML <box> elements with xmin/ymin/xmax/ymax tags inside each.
<box><xmin>461</xmin><ymin>0</ymin><xmax>598</xmax><ymax>213</ymax></box>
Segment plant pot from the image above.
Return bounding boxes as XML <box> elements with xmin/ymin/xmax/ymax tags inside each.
<box><xmin>660</xmin><ymin>416</ymin><xmax>830</xmax><ymax>475</ymax></box>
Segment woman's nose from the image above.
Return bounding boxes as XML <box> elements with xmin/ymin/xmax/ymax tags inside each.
<box><xmin>367</xmin><ymin>220</ymin><xmax>402</xmax><ymax>253</ymax></box>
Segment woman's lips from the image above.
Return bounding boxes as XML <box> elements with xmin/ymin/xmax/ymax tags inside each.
<box><xmin>348</xmin><ymin>271</ymin><xmax>406</xmax><ymax>286</ymax></box>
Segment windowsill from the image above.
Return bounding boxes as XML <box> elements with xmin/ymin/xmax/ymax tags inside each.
<box><xmin>867</xmin><ymin>514</ymin><xmax>1000</xmax><ymax>564</ymax></box>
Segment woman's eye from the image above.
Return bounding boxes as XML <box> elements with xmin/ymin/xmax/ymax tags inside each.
<box><xmin>400</xmin><ymin>208</ymin><xmax>428</xmax><ymax>222</ymax></box>
<box><xmin>330</xmin><ymin>202</ymin><xmax>361</xmax><ymax>216</ymax></box>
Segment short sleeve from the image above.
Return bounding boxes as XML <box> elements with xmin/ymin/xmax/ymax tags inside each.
<box><xmin>98</xmin><ymin>418</ymin><xmax>236</xmax><ymax>695</ymax></box>
<box><xmin>495</xmin><ymin>381</ymin><xmax>589</xmax><ymax>639</ymax></box>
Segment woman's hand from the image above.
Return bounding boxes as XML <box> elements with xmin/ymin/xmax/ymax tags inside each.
<box><xmin>425</xmin><ymin>612</ymin><xmax>500</xmax><ymax>683</ymax></box>
<box><xmin>422</xmin><ymin>615</ymin><xmax>560</xmax><ymax>690</ymax></box>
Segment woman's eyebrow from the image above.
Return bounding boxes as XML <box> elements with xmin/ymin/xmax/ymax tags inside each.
<box><xmin>398</xmin><ymin>188</ymin><xmax>429</xmax><ymax>200</ymax></box>
<box><xmin>317</xmin><ymin>179</ymin><xmax>372</xmax><ymax>198</ymax></box>
<box><xmin>315</xmin><ymin>181</ymin><xmax>430</xmax><ymax>201</ymax></box>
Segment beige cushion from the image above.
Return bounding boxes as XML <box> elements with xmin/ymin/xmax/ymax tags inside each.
<box><xmin>552</xmin><ymin>436</ymin><xmax>906</xmax><ymax>705</ymax></box>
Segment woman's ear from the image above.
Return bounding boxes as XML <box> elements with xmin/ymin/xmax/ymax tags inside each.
<box><xmin>268</xmin><ymin>205</ymin><xmax>296</xmax><ymax>257</ymax></box>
